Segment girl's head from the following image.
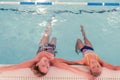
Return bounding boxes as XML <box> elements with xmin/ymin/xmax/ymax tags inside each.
<box><xmin>89</xmin><ymin>59</ymin><xmax>102</xmax><ymax>77</ymax></box>
<box><xmin>32</xmin><ymin>57</ymin><xmax>50</xmax><ymax>77</ymax></box>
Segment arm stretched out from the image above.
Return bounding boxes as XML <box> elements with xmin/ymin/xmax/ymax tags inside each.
<box><xmin>53</xmin><ymin>58</ymin><xmax>83</xmax><ymax>65</ymax></box>
<box><xmin>0</xmin><ymin>59</ymin><xmax>36</xmax><ymax>72</ymax></box>
<box><xmin>0</xmin><ymin>51</ymin><xmax>54</xmax><ymax>72</ymax></box>
<box><xmin>99</xmin><ymin>59</ymin><xmax>120</xmax><ymax>70</ymax></box>
<box><xmin>52</xmin><ymin>59</ymin><xmax>95</xmax><ymax>80</ymax></box>
<box><xmin>54</xmin><ymin>58</ymin><xmax>85</xmax><ymax>65</ymax></box>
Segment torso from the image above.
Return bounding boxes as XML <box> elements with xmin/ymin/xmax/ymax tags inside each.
<box><xmin>83</xmin><ymin>50</ymin><xmax>100</xmax><ymax>66</ymax></box>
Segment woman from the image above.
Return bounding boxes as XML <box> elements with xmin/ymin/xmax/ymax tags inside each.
<box><xmin>0</xmin><ymin>21</ymin><xmax>55</xmax><ymax>77</ymax></box>
<box><xmin>75</xmin><ymin>25</ymin><xmax>120</xmax><ymax>77</ymax></box>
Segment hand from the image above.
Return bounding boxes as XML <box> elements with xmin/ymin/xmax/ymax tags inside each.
<box><xmin>36</xmin><ymin>51</ymin><xmax>54</xmax><ymax>61</ymax></box>
<box><xmin>43</xmin><ymin>51</ymin><xmax>54</xmax><ymax>60</ymax></box>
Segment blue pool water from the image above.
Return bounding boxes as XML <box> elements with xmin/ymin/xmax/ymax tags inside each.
<box><xmin>0</xmin><ymin>0</ymin><xmax>120</xmax><ymax>66</ymax></box>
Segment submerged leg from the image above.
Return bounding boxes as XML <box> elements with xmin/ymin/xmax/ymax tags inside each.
<box><xmin>49</xmin><ymin>37</ymin><xmax>57</xmax><ymax>55</ymax></box>
<box><xmin>81</xmin><ymin>25</ymin><xmax>93</xmax><ymax>47</ymax></box>
<box><xmin>75</xmin><ymin>38</ymin><xmax>84</xmax><ymax>54</ymax></box>
<box><xmin>50</xmin><ymin>37</ymin><xmax>57</xmax><ymax>45</ymax></box>
<box><xmin>39</xmin><ymin>21</ymin><xmax>52</xmax><ymax>45</ymax></box>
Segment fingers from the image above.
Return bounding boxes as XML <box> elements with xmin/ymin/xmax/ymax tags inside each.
<box><xmin>45</xmin><ymin>52</ymin><xmax>54</xmax><ymax>60</ymax></box>
<box><xmin>40</xmin><ymin>51</ymin><xmax>54</xmax><ymax>60</ymax></box>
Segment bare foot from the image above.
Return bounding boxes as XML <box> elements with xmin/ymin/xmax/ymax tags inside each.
<box><xmin>75</xmin><ymin>39</ymin><xmax>84</xmax><ymax>54</ymax></box>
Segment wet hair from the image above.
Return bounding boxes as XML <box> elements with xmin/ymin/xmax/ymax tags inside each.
<box><xmin>90</xmin><ymin>69</ymin><xmax>101</xmax><ymax>77</ymax></box>
<box><xmin>31</xmin><ymin>65</ymin><xmax>47</xmax><ymax>77</ymax></box>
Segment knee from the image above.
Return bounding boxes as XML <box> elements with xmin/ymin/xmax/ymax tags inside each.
<box><xmin>77</xmin><ymin>38</ymin><xmax>81</xmax><ymax>41</ymax></box>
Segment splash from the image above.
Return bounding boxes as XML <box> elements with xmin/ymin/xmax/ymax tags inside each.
<box><xmin>50</xmin><ymin>17</ymin><xmax>58</xmax><ymax>26</ymax></box>
<box><xmin>38</xmin><ymin>21</ymin><xmax>47</xmax><ymax>27</ymax></box>
<box><xmin>36</xmin><ymin>8</ymin><xmax>47</xmax><ymax>14</ymax></box>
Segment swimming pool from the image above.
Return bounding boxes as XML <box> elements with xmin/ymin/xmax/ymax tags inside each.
<box><xmin>0</xmin><ymin>0</ymin><xmax>120</xmax><ymax>66</ymax></box>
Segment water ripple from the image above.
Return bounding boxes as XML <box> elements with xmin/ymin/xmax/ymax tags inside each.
<box><xmin>0</xmin><ymin>7</ymin><xmax>120</xmax><ymax>15</ymax></box>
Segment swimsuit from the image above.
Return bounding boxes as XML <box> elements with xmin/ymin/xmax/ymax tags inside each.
<box><xmin>80</xmin><ymin>46</ymin><xmax>98</xmax><ymax>65</ymax></box>
<box><xmin>37</xmin><ymin>43</ymin><xmax>57</xmax><ymax>56</ymax></box>
<box><xmin>80</xmin><ymin>46</ymin><xmax>94</xmax><ymax>53</ymax></box>
<box><xmin>84</xmin><ymin>51</ymin><xmax>99</xmax><ymax>65</ymax></box>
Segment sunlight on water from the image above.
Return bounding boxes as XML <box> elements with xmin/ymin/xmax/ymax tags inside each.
<box><xmin>36</xmin><ymin>8</ymin><xmax>47</xmax><ymax>14</ymax></box>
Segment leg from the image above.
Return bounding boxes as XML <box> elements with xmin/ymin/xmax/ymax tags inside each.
<box><xmin>81</xmin><ymin>25</ymin><xmax>93</xmax><ymax>47</ymax></box>
<box><xmin>39</xmin><ymin>22</ymin><xmax>52</xmax><ymax>45</ymax></box>
<box><xmin>47</xmin><ymin>37</ymin><xmax>57</xmax><ymax>56</ymax></box>
<box><xmin>75</xmin><ymin>38</ymin><xmax>84</xmax><ymax>53</ymax></box>
<box><xmin>49</xmin><ymin>37</ymin><xmax>57</xmax><ymax>51</ymax></box>
<box><xmin>50</xmin><ymin>37</ymin><xmax>56</xmax><ymax>45</ymax></box>
<box><xmin>37</xmin><ymin>18</ymin><xmax>53</xmax><ymax>54</ymax></box>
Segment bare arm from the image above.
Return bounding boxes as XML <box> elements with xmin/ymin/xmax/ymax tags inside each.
<box><xmin>0</xmin><ymin>51</ymin><xmax>54</xmax><ymax>72</ymax></box>
<box><xmin>53</xmin><ymin>62</ymin><xmax>95</xmax><ymax>80</ymax></box>
<box><xmin>0</xmin><ymin>59</ymin><xmax>36</xmax><ymax>72</ymax></box>
<box><xmin>99</xmin><ymin>59</ymin><xmax>120</xmax><ymax>70</ymax></box>
<box><xmin>55</xmin><ymin>58</ymin><xmax>84</xmax><ymax>65</ymax></box>
<box><xmin>73</xmin><ymin>59</ymin><xmax>85</xmax><ymax>65</ymax></box>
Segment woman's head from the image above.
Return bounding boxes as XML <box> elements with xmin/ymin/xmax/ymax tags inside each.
<box><xmin>89</xmin><ymin>60</ymin><xmax>102</xmax><ymax>77</ymax></box>
<box><xmin>32</xmin><ymin>57</ymin><xmax>50</xmax><ymax>77</ymax></box>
